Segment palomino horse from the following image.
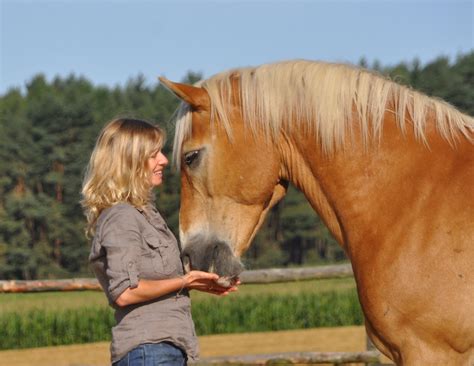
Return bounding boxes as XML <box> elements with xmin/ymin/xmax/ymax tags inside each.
<box><xmin>160</xmin><ymin>60</ymin><xmax>474</xmax><ymax>365</ymax></box>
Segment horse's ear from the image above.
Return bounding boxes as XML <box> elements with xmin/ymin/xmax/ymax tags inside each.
<box><xmin>159</xmin><ymin>77</ymin><xmax>210</xmax><ymax>110</ymax></box>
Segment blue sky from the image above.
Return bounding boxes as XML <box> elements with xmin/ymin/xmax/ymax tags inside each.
<box><xmin>1</xmin><ymin>0</ymin><xmax>473</xmax><ymax>94</ymax></box>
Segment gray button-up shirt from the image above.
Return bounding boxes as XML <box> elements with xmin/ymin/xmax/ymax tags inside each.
<box><xmin>89</xmin><ymin>203</ymin><xmax>198</xmax><ymax>363</ymax></box>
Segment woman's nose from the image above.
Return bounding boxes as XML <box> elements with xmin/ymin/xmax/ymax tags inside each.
<box><xmin>159</xmin><ymin>152</ymin><xmax>169</xmax><ymax>165</ymax></box>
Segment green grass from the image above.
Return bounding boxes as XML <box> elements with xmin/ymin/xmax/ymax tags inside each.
<box><xmin>192</xmin><ymin>277</ymin><xmax>357</xmax><ymax>300</ymax></box>
<box><xmin>0</xmin><ymin>307</ymin><xmax>115</xmax><ymax>349</ymax></box>
<box><xmin>192</xmin><ymin>290</ymin><xmax>363</xmax><ymax>335</ymax></box>
<box><xmin>0</xmin><ymin>289</ymin><xmax>362</xmax><ymax>350</ymax></box>
<box><xmin>0</xmin><ymin>278</ymin><xmax>361</xmax><ymax>350</ymax></box>
<box><xmin>0</xmin><ymin>291</ymin><xmax>108</xmax><ymax>313</ymax></box>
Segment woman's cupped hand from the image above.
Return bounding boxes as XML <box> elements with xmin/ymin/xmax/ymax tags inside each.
<box><xmin>183</xmin><ymin>270</ymin><xmax>240</xmax><ymax>296</ymax></box>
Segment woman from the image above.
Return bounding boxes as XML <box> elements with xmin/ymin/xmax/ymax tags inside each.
<box><xmin>81</xmin><ymin>118</ymin><xmax>237</xmax><ymax>365</ymax></box>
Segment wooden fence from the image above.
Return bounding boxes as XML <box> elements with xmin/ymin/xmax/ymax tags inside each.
<box><xmin>195</xmin><ymin>351</ymin><xmax>381</xmax><ymax>365</ymax></box>
<box><xmin>0</xmin><ymin>264</ymin><xmax>385</xmax><ymax>365</ymax></box>
<box><xmin>0</xmin><ymin>264</ymin><xmax>354</xmax><ymax>293</ymax></box>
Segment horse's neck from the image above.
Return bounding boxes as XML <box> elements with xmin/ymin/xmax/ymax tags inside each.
<box><xmin>278</xmin><ymin>133</ymin><xmax>345</xmax><ymax>246</ymax></box>
<box><xmin>280</xmin><ymin>115</ymin><xmax>472</xmax><ymax>253</ymax></box>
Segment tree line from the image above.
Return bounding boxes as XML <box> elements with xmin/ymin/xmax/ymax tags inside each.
<box><xmin>1</xmin><ymin>53</ymin><xmax>472</xmax><ymax>280</ymax></box>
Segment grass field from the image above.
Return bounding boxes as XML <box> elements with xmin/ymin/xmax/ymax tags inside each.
<box><xmin>1</xmin><ymin>277</ymin><xmax>363</xmax><ymax>354</ymax></box>
<box><xmin>0</xmin><ymin>277</ymin><xmax>393</xmax><ymax>365</ymax></box>
<box><xmin>0</xmin><ymin>325</ymin><xmax>395</xmax><ymax>366</ymax></box>
<box><xmin>0</xmin><ymin>277</ymin><xmax>357</xmax><ymax>312</ymax></box>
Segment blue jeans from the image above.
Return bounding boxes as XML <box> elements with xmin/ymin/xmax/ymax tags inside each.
<box><xmin>113</xmin><ymin>342</ymin><xmax>187</xmax><ymax>366</ymax></box>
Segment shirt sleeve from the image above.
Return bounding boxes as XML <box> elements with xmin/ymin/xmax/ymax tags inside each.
<box><xmin>100</xmin><ymin>207</ymin><xmax>141</xmax><ymax>302</ymax></box>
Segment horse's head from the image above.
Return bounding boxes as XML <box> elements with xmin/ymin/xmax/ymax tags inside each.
<box><xmin>160</xmin><ymin>77</ymin><xmax>288</xmax><ymax>286</ymax></box>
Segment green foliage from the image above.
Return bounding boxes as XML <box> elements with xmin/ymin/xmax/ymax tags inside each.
<box><xmin>1</xmin><ymin>53</ymin><xmax>473</xmax><ymax>279</ymax></box>
<box><xmin>0</xmin><ymin>74</ymin><xmax>179</xmax><ymax>279</ymax></box>
<box><xmin>0</xmin><ymin>289</ymin><xmax>362</xmax><ymax>350</ymax></box>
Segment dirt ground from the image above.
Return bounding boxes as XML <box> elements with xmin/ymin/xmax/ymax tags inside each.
<box><xmin>0</xmin><ymin>326</ymin><xmax>391</xmax><ymax>366</ymax></box>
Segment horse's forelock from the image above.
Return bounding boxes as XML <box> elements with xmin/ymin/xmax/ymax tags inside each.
<box><xmin>172</xmin><ymin>102</ymin><xmax>193</xmax><ymax>170</ymax></box>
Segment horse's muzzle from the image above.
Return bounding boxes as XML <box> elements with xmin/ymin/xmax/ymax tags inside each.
<box><xmin>181</xmin><ymin>236</ymin><xmax>244</xmax><ymax>287</ymax></box>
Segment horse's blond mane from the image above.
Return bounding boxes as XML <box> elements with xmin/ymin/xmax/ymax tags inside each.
<box><xmin>173</xmin><ymin>60</ymin><xmax>473</xmax><ymax>167</ymax></box>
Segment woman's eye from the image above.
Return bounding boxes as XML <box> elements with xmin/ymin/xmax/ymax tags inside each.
<box><xmin>183</xmin><ymin>150</ymin><xmax>200</xmax><ymax>167</ymax></box>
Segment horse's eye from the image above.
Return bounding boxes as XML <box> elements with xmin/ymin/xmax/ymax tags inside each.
<box><xmin>183</xmin><ymin>150</ymin><xmax>200</xmax><ymax>167</ymax></box>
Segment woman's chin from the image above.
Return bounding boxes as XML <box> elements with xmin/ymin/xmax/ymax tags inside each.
<box><xmin>151</xmin><ymin>178</ymin><xmax>163</xmax><ymax>187</ymax></box>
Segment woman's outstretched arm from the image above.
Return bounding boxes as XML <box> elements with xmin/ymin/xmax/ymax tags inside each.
<box><xmin>115</xmin><ymin>270</ymin><xmax>238</xmax><ymax>307</ymax></box>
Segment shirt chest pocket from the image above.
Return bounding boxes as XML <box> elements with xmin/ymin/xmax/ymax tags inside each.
<box><xmin>142</xmin><ymin>234</ymin><xmax>174</xmax><ymax>277</ymax></box>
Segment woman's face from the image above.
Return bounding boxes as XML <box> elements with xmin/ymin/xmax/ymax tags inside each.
<box><xmin>148</xmin><ymin>150</ymin><xmax>168</xmax><ymax>187</ymax></box>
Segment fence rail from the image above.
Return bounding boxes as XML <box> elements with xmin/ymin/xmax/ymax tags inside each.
<box><xmin>196</xmin><ymin>351</ymin><xmax>381</xmax><ymax>365</ymax></box>
<box><xmin>0</xmin><ymin>264</ymin><xmax>353</xmax><ymax>293</ymax></box>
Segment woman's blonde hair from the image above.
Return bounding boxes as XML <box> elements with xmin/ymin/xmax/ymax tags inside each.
<box><xmin>81</xmin><ymin>118</ymin><xmax>165</xmax><ymax>237</ymax></box>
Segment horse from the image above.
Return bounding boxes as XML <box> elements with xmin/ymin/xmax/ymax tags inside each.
<box><xmin>159</xmin><ymin>60</ymin><xmax>474</xmax><ymax>365</ymax></box>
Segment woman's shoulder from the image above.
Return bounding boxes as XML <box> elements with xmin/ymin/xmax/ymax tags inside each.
<box><xmin>102</xmin><ymin>202</ymin><xmax>139</xmax><ymax>216</ymax></box>
<box><xmin>96</xmin><ymin>203</ymin><xmax>143</xmax><ymax>231</ymax></box>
